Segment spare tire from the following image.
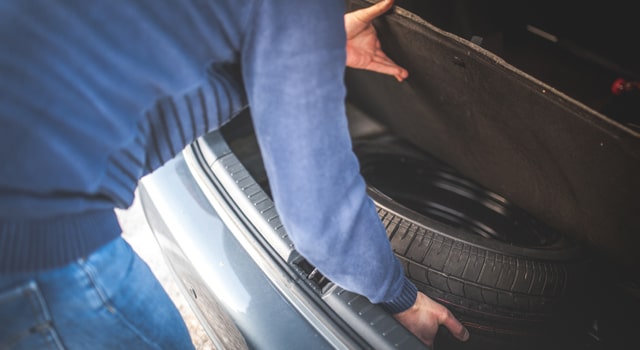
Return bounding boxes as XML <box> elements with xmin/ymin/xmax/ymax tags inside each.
<box><xmin>356</xmin><ymin>140</ymin><xmax>591</xmax><ymax>349</ymax></box>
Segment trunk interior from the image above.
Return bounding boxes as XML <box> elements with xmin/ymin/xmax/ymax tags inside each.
<box><xmin>216</xmin><ymin>0</ymin><xmax>639</xmax><ymax>348</ymax></box>
<box><xmin>345</xmin><ymin>0</ymin><xmax>640</xmax><ymax>270</ymax></box>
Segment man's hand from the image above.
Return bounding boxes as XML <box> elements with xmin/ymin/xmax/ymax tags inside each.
<box><xmin>345</xmin><ymin>0</ymin><xmax>409</xmax><ymax>82</ymax></box>
<box><xmin>393</xmin><ymin>292</ymin><xmax>470</xmax><ymax>347</ymax></box>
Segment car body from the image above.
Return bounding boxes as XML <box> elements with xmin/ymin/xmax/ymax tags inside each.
<box><xmin>139</xmin><ymin>1</ymin><xmax>639</xmax><ymax>349</ymax></box>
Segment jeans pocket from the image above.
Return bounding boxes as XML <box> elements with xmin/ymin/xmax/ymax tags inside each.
<box><xmin>0</xmin><ymin>280</ymin><xmax>64</xmax><ymax>350</ymax></box>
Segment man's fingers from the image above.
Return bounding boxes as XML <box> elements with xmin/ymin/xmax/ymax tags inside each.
<box><xmin>353</xmin><ymin>0</ymin><xmax>394</xmax><ymax>23</ymax></box>
<box><xmin>365</xmin><ymin>61</ymin><xmax>407</xmax><ymax>81</ymax></box>
<box><xmin>345</xmin><ymin>1</ymin><xmax>407</xmax><ymax>81</ymax></box>
<box><xmin>440</xmin><ymin>312</ymin><xmax>470</xmax><ymax>342</ymax></box>
<box><xmin>372</xmin><ymin>54</ymin><xmax>409</xmax><ymax>80</ymax></box>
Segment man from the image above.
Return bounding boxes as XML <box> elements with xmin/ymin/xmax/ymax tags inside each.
<box><xmin>0</xmin><ymin>0</ymin><xmax>469</xmax><ymax>348</ymax></box>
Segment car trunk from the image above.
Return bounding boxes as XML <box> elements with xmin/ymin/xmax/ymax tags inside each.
<box><xmin>208</xmin><ymin>1</ymin><xmax>639</xmax><ymax>348</ymax></box>
<box><xmin>221</xmin><ymin>0</ymin><xmax>640</xmax><ymax>272</ymax></box>
<box><xmin>345</xmin><ymin>0</ymin><xmax>640</xmax><ymax>270</ymax></box>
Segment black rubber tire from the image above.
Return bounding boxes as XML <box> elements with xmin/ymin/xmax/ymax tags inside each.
<box><xmin>356</xmin><ymin>142</ymin><xmax>592</xmax><ymax>349</ymax></box>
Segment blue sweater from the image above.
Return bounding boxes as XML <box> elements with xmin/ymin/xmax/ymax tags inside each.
<box><xmin>0</xmin><ymin>0</ymin><xmax>416</xmax><ymax>313</ymax></box>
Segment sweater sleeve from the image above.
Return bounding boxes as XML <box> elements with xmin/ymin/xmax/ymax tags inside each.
<box><xmin>240</xmin><ymin>0</ymin><xmax>416</xmax><ymax>312</ymax></box>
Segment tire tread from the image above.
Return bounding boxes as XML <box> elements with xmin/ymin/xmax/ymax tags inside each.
<box><xmin>377</xmin><ymin>207</ymin><xmax>570</xmax><ymax>316</ymax></box>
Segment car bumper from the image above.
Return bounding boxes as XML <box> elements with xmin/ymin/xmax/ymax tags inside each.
<box><xmin>139</xmin><ymin>131</ymin><xmax>425</xmax><ymax>349</ymax></box>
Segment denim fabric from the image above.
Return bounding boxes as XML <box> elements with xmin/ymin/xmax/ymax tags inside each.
<box><xmin>0</xmin><ymin>237</ymin><xmax>193</xmax><ymax>350</ymax></box>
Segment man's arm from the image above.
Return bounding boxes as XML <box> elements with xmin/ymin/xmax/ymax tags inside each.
<box><xmin>240</xmin><ymin>0</ymin><xmax>468</xmax><ymax>346</ymax></box>
<box><xmin>343</xmin><ymin>1</ymin><xmax>469</xmax><ymax>346</ymax></box>
<box><xmin>241</xmin><ymin>0</ymin><xmax>407</xmax><ymax>306</ymax></box>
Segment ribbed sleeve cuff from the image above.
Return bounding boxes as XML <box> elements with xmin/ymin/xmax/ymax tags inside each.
<box><xmin>380</xmin><ymin>278</ymin><xmax>418</xmax><ymax>314</ymax></box>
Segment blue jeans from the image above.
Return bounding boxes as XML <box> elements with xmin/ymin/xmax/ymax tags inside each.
<box><xmin>0</xmin><ymin>237</ymin><xmax>194</xmax><ymax>350</ymax></box>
